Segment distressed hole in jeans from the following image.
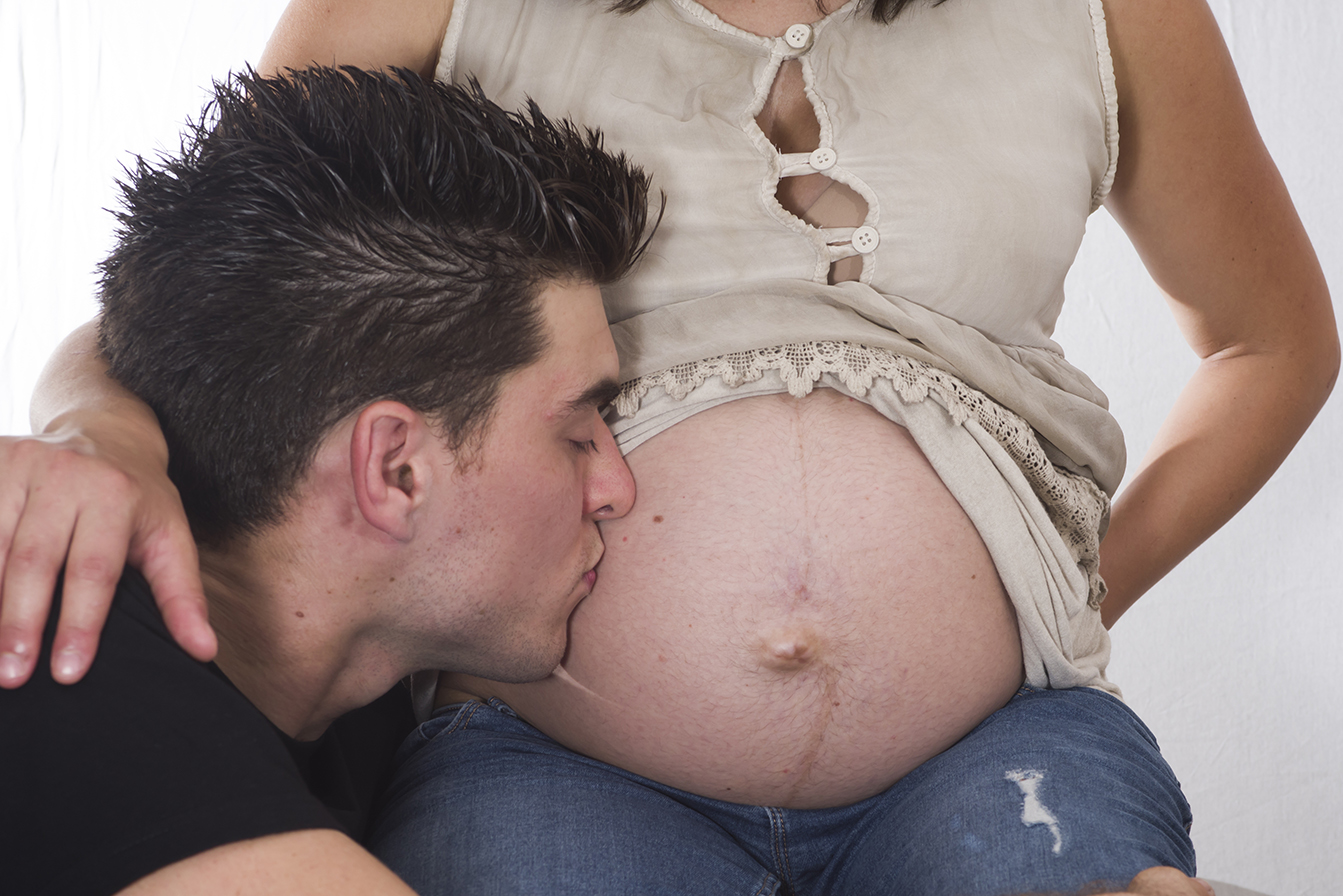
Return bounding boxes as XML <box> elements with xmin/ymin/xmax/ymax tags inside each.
<box><xmin>1006</xmin><ymin>768</ymin><xmax>1063</xmax><ymax>855</ymax></box>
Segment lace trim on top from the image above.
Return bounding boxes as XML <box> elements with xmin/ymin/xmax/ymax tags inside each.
<box><xmin>614</xmin><ymin>342</ymin><xmax>1110</xmax><ymax>608</ymax></box>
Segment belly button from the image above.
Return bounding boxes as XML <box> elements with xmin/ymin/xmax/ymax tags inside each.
<box><xmin>760</xmin><ymin>628</ymin><xmax>822</xmax><ymax>671</ymax></box>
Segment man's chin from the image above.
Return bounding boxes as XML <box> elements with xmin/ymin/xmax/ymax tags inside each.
<box><xmin>481</xmin><ymin>631</ymin><xmax>569</xmax><ymax>685</ymax></box>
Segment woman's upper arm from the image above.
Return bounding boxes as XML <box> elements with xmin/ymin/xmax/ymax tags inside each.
<box><xmin>259</xmin><ymin>0</ymin><xmax>456</xmax><ymax>80</ymax></box>
<box><xmin>1102</xmin><ymin>0</ymin><xmax>1338</xmax><ymax>374</ymax></box>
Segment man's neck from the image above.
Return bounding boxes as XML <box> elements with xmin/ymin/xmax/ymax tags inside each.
<box><xmin>199</xmin><ymin>537</ymin><xmax>407</xmax><ymax>741</ymax></box>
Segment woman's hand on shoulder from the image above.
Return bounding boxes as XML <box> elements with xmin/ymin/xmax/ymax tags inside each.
<box><xmin>260</xmin><ymin>0</ymin><xmax>457</xmax><ymax>79</ymax></box>
<box><xmin>0</xmin><ymin>421</ymin><xmax>214</xmax><ymax>688</ymax></box>
<box><xmin>0</xmin><ymin>327</ymin><xmax>215</xmax><ymax>689</ymax></box>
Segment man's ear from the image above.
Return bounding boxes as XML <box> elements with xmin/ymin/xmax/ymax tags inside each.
<box><xmin>349</xmin><ymin>401</ymin><xmax>443</xmax><ymax>542</ymax></box>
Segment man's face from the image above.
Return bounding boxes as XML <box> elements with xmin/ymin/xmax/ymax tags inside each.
<box><xmin>414</xmin><ymin>280</ymin><xmax>635</xmax><ymax>682</ymax></box>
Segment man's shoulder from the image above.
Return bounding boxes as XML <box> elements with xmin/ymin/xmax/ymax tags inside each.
<box><xmin>0</xmin><ymin>569</ymin><xmax>338</xmax><ymax>896</ymax></box>
<box><xmin>2</xmin><ymin>567</ymin><xmax>241</xmax><ymax>727</ymax></box>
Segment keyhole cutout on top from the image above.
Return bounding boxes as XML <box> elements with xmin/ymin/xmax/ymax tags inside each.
<box><xmin>755</xmin><ymin>59</ymin><xmax>868</xmax><ymax>283</ymax></box>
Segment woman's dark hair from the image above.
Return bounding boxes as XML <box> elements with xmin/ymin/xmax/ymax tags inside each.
<box><xmin>608</xmin><ymin>0</ymin><xmax>943</xmax><ymax>24</ymax></box>
<box><xmin>98</xmin><ymin>67</ymin><xmax>654</xmax><ymax>545</ymax></box>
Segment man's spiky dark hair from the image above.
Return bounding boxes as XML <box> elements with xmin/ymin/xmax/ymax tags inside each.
<box><xmin>98</xmin><ymin>66</ymin><xmax>655</xmax><ymax>545</ymax></box>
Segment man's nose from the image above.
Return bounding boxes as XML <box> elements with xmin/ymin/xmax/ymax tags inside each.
<box><xmin>583</xmin><ymin>422</ymin><xmax>635</xmax><ymax>520</ymax></box>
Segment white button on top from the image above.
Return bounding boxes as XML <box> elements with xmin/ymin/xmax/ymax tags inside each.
<box><xmin>784</xmin><ymin>23</ymin><xmax>813</xmax><ymax>50</ymax></box>
<box><xmin>808</xmin><ymin>147</ymin><xmax>837</xmax><ymax>171</ymax></box>
<box><xmin>852</xmin><ymin>225</ymin><xmax>880</xmax><ymax>254</ymax></box>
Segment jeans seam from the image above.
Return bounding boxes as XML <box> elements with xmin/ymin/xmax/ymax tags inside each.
<box><xmin>767</xmin><ymin>807</ymin><xmax>796</xmax><ymax>894</ymax></box>
<box><xmin>751</xmin><ymin>873</ymin><xmax>781</xmax><ymax>896</ymax></box>
<box><xmin>443</xmin><ymin>699</ymin><xmax>484</xmax><ymax>736</ymax></box>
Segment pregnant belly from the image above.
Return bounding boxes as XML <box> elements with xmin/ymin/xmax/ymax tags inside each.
<box><xmin>443</xmin><ymin>388</ymin><xmax>1024</xmax><ymax>808</ymax></box>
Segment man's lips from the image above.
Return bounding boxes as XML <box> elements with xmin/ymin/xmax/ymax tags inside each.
<box><xmin>583</xmin><ymin>568</ymin><xmax>598</xmax><ymax>590</ymax></box>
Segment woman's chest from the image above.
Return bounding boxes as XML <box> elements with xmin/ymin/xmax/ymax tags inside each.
<box><xmin>448</xmin><ymin>0</ymin><xmax>1113</xmax><ymax>346</ymax></box>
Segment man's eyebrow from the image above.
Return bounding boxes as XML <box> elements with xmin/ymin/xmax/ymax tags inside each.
<box><xmin>562</xmin><ymin>378</ymin><xmax>622</xmax><ymax>415</ymax></box>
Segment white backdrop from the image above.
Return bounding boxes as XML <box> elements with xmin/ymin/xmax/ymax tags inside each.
<box><xmin>2</xmin><ymin>2</ymin><xmax>1340</xmax><ymax>893</ymax></box>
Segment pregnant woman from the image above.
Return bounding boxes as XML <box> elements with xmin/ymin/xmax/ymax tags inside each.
<box><xmin>0</xmin><ymin>0</ymin><xmax>1335</xmax><ymax>893</ymax></box>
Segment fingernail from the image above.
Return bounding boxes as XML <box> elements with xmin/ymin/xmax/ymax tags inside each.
<box><xmin>1195</xmin><ymin>879</ymin><xmax>1216</xmax><ymax>896</ymax></box>
<box><xmin>0</xmin><ymin>652</ymin><xmax>26</xmax><ymax>685</ymax></box>
<box><xmin>54</xmin><ymin>647</ymin><xmax>84</xmax><ymax>682</ymax></box>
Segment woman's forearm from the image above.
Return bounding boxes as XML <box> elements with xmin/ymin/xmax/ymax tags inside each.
<box><xmin>258</xmin><ymin>0</ymin><xmax>453</xmax><ymax>79</ymax></box>
<box><xmin>1099</xmin><ymin>335</ymin><xmax>1338</xmax><ymax>627</ymax></box>
<box><xmin>30</xmin><ymin>319</ymin><xmax>167</xmax><ymax>464</ymax></box>
<box><xmin>1098</xmin><ymin>0</ymin><xmax>1340</xmax><ymax>624</ymax></box>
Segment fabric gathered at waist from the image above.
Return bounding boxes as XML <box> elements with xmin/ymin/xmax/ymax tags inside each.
<box><xmin>607</xmin><ymin>279</ymin><xmax>1126</xmax><ymax>496</ymax></box>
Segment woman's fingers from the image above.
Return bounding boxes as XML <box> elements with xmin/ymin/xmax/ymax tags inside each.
<box><xmin>47</xmin><ymin>499</ymin><xmax>136</xmax><ymax>682</ymax></box>
<box><xmin>47</xmin><ymin>454</ymin><xmax>216</xmax><ymax>681</ymax></box>
<box><xmin>0</xmin><ymin>432</ymin><xmax>214</xmax><ymax>688</ymax></box>
<box><xmin>0</xmin><ymin>436</ymin><xmax>91</xmax><ymax>687</ymax></box>
<box><xmin>131</xmin><ymin>515</ymin><xmax>215</xmax><ymax>663</ymax></box>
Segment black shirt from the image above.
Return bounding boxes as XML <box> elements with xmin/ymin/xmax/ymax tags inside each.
<box><xmin>0</xmin><ymin>570</ymin><xmax>415</xmax><ymax>896</ymax></box>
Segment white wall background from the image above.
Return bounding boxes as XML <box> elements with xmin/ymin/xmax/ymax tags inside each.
<box><xmin>1</xmin><ymin>2</ymin><xmax>1339</xmax><ymax>893</ymax></box>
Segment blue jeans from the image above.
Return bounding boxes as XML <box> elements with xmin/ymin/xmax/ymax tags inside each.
<box><xmin>370</xmin><ymin>686</ymin><xmax>1194</xmax><ymax>896</ymax></box>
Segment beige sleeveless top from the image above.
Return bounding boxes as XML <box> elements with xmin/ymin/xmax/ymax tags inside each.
<box><xmin>439</xmin><ymin>0</ymin><xmax>1124</xmax><ymax>492</ymax></box>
